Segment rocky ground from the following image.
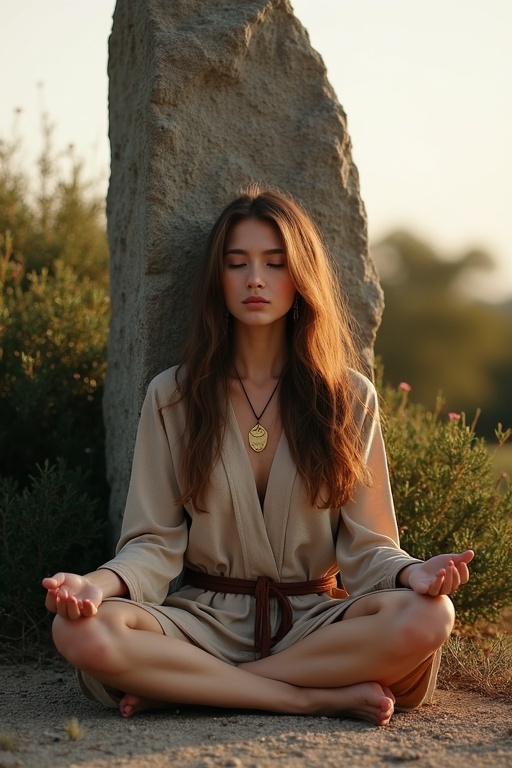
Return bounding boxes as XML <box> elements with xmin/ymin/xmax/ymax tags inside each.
<box><xmin>1</xmin><ymin>660</ymin><xmax>511</xmax><ymax>768</ymax></box>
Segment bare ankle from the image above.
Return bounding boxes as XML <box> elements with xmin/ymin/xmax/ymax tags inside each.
<box><xmin>298</xmin><ymin>687</ymin><xmax>324</xmax><ymax>715</ymax></box>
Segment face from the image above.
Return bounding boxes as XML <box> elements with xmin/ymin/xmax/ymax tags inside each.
<box><xmin>222</xmin><ymin>218</ymin><xmax>296</xmax><ymax>329</ymax></box>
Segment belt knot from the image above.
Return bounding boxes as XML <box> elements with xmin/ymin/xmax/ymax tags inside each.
<box><xmin>254</xmin><ymin>576</ymin><xmax>294</xmax><ymax>658</ymax></box>
<box><xmin>184</xmin><ymin>569</ymin><xmax>340</xmax><ymax>658</ymax></box>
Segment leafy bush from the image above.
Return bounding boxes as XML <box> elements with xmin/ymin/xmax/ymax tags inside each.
<box><xmin>0</xmin><ymin>119</ymin><xmax>110</xmax><ymax>659</ymax></box>
<box><xmin>380</xmin><ymin>377</ymin><xmax>512</xmax><ymax>626</ymax></box>
<box><xmin>0</xmin><ymin>461</ymin><xmax>107</xmax><ymax>658</ymax></box>
<box><xmin>0</xmin><ymin>238</ymin><xmax>109</xmax><ymax>497</ymax></box>
<box><xmin>0</xmin><ymin>118</ymin><xmax>110</xmax><ymax>496</ymax></box>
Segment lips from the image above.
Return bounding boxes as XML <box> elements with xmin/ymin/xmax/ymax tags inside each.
<box><xmin>242</xmin><ymin>296</ymin><xmax>269</xmax><ymax>304</ymax></box>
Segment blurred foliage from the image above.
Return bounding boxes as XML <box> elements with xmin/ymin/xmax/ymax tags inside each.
<box><xmin>0</xmin><ymin>461</ymin><xmax>107</xmax><ymax>658</ymax></box>
<box><xmin>0</xmin><ymin>112</ymin><xmax>109</xmax><ymax>287</ymax></box>
<box><xmin>0</xmin><ymin>118</ymin><xmax>110</xmax><ymax>497</ymax></box>
<box><xmin>380</xmin><ymin>376</ymin><xmax>512</xmax><ymax>627</ymax></box>
<box><xmin>373</xmin><ymin>230</ymin><xmax>512</xmax><ymax>439</ymax></box>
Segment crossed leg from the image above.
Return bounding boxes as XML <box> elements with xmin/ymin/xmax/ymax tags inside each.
<box><xmin>240</xmin><ymin>590</ymin><xmax>453</xmax><ymax>688</ymax></box>
<box><xmin>52</xmin><ymin>590</ymin><xmax>454</xmax><ymax>726</ymax></box>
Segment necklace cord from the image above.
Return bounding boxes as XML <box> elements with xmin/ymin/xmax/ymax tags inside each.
<box><xmin>234</xmin><ymin>369</ymin><xmax>281</xmax><ymax>422</ymax></box>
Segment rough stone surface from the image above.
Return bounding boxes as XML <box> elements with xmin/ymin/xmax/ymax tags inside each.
<box><xmin>105</xmin><ymin>0</ymin><xmax>384</xmax><ymax>538</ymax></box>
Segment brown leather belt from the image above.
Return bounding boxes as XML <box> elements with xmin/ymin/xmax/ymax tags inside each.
<box><xmin>184</xmin><ymin>568</ymin><xmax>339</xmax><ymax>658</ymax></box>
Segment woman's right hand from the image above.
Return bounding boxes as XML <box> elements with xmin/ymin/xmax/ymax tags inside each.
<box><xmin>42</xmin><ymin>572</ymin><xmax>103</xmax><ymax>619</ymax></box>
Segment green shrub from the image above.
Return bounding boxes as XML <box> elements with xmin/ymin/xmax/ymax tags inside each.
<box><xmin>0</xmin><ymin>120</ymin><xmax>110</xmax><ymax>659</ymax></box>
<box><xmin>0</xmin><ymin>119</ymin><xmax>109</xmax><ymax>286</ymax></box>
<box><xmin>0</xmin><ymin>241</ymin><xmax>109</xmax><ymax>497</ymax></box>
<box><xmin>380</xmin><ymin>377</ymin><xmax>512</xmax><ymax>626</ymax></box>
<box><xmin>0</xmin><ymin>461</ymin><xmax>107</xmax><ymax>658</ymax></box>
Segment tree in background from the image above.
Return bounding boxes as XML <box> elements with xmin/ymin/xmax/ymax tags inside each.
<box><xmin>0</xmin><ymin>111</ymin><xmax>109</xmax><ymax>287</ymax></box>
<box><xmin>373</xmin><ymin>230</ymin><xmax>512</xmax><ymax>440</ymax></box>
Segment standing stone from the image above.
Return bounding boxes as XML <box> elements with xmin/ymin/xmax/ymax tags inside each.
<box><xmin>105</xmin><ymin>0</ymin><xmax>384</xmax><ymax>539</ymax></box>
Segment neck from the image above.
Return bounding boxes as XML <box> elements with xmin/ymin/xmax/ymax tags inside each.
<box><xmin>231</xmin><ymin>321</ymin><xmax>287</xmax><ymax>383</ymax></box>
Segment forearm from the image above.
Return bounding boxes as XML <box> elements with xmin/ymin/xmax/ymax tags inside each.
<box><xmin>83</xmin><ymin>568</ymin><xmax>128</xmax><ymax>598</ymax></box>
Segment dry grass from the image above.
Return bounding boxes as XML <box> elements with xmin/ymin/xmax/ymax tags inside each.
<box><xmin>64</xmin><ymin>717</ymin><xmax>85</xmax><ymax>741</ymax></box>
<box><xmin>0</xmin><ymin>733</ymin><xmax>17</xmax><ymax>751</ymax></box>
<box><xmin>439</xmin><ymin>608</ymin><xmax>512</xmax><ymax>700</ymax></box>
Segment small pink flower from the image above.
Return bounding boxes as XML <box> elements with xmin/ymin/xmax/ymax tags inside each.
<box><xmin>399</xmin><ymin>382</ymin><xmax>412</xmax><ymax>392</ymax></box>
<box><xmin>448</xmin><ymin>412</ymin><xmax>461</xmax><ymax>421</ymax></box>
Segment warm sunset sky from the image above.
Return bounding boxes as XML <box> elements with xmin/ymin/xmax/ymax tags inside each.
<box><xmin>1</xmin><ymin>0</ymin><xmax>510</xmax><ymax>300</ymax></box>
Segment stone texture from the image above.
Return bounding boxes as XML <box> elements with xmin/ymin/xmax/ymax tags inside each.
<box><xmin>105</xmin><ymin>0</ymin><xmax>384</xmax><ymax>538</ymax></box>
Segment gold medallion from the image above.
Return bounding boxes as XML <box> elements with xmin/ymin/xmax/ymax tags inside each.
<box><xmin>248</xmin><ymin>423</ymin><xmax>268</xmax><ymax>452</ymax></box>
<box><xmin>235</xmin><ymin>367</ymin><xmax>282</xmax><ymax>454</ymax></box>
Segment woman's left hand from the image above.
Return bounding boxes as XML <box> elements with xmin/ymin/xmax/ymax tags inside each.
<box><xmin>400</xmin><ymin>550</ymin><xmax>474</xmax><ymax>596</ymax></box>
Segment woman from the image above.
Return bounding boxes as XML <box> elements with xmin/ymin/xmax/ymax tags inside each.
<box><xmin>43</xmin><ymin>185</ymin><xmax>473</xmax><ymax>726</ymax></box>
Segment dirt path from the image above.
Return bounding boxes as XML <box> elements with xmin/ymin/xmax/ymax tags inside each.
<box><xmin>1</xmin><ymin>661</ymin><xmax>511</xmax><ymax>768</ymax></box>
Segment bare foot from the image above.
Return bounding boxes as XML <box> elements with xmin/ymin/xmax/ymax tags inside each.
<box><xmin>119</xmin><ymin>693</ymin><xmax>176</xmax><ymax>718</ymax></box>
<box><xmin>306</xmin><ymin>682</ymin><xmax>396</xmax><ymax>726</ymax></box>
<box><xmin>119</xmin><ymin>683</ymin><xmax>394</xmax><ymax>726</ymax></box>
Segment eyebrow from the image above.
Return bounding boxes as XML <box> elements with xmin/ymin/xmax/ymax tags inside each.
<box><xmin>223</xmin><ymin>248</ymin><xmax>285</xmax><ymax>256</ymax></box>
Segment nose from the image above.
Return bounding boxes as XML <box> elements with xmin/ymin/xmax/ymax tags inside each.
<box><xmin>247</xmin><ymin>266</ymin><xmax>264</xmax><ymax>288</ymax></box>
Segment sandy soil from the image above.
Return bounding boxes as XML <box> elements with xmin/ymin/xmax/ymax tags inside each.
<box><xmin>1</xmin><ymin>660</ymin><xmax>511</xmax><ymax>768</ymax></box>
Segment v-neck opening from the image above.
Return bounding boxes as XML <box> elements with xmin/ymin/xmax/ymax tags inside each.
<box><xmin>227</xmin><ymin>399</ymin><xmax>284</xmax><ymax>513</ymax></box>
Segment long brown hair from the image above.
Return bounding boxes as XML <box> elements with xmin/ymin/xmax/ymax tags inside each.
<box><xmin>176</xmin><ymin>184</ymin><xmax>371</xmax><ymax>509</ymax></box>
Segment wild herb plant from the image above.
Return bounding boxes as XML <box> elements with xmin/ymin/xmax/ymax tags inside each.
<box><xmin>0</xmin><ymin>461</ymin><xmax>106</xmax><ymax>657</ymax></box>
<box><xmin>380</xmin><ymin>377</ymin><xmax>512</xmax><ymax>626</ymax></box>
<box><xmin>0</xmin><ymin>245</ymin><xmax>109</xmax><ymax>495</ymax></box>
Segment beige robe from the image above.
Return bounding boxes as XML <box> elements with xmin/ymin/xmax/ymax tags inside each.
<box><xmin>100</xmin><ymin>366</ymin><xmax>428</xmax><ymax>666</ymax></box>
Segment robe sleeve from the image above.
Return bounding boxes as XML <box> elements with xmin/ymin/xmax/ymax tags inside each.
<box><xmin>99</xmin><ymin>370</ymin><xmax>189</xmax><ymax>605</ymax></box>
<box><xmin>336</xmin><ymin>374</ymin><xmax>422</xmax><ymax>596</ymax></box>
